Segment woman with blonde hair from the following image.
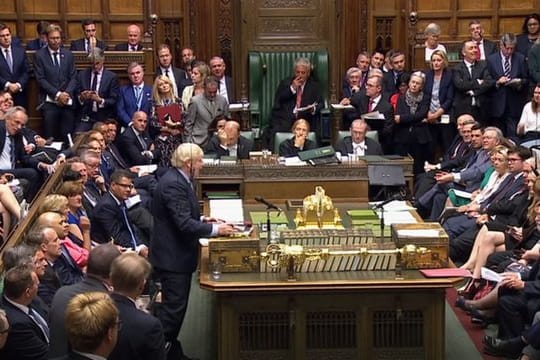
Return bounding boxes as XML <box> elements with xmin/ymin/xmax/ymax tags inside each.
<box><xmin>181</xmin><ymin>61</ymin><xmax>210</xmax><ymax>109</ymax></box>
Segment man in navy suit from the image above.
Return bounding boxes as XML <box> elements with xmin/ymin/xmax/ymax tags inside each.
<box><xmin>0</xmin><ymin>23</ymin><xmax>30</xmax><ymax>109</ymax></box>
<box><xmin>452</xmin><ymin>41</ymin><xmax>495</xmax><ymax>126</ymax></box>
<box><xmin>150</xmin><ymin>143</ymin><xmax>235</xmax><ymax>360</ymax></box>
<box><xmin>64</xmin><ymin>292</ymin><xmax>119</xmax><ymax>360</ymax></box>
<box><xmin>48</xmin><ymin>243</ymin><xmax>120</xmax><ymax>358</ymax></box>
<box><xmin>116</xmin><ymin>111</ymin><xmax>161</xmax><ymax>166</ymax></box>
<box><xmin>76</xmin><ymin>47</ymin><xmax>119</xmax><ymax>132</ymax></box>
<box><xmin>91</xmin><ymin>170</ymin><xmax>149</xmax><ymax>256</ymax></box>
<box><xmin>209</xmin><ymin>56</ymin><xmax>234</xmax><ymax>103</ymax></box>
<box><xmin>382</xmin><ymin>51</ymin><xmax>409</xmax><ymax>100</ymax></box>
<box><xmin>70</xmin><ymin>19</ymin><xmax>107</xmax><ymax>52</ymax></box>
<box><xmin>1</xmin><ymin>264</ymin><xmax>49</xmax><ymax>360</ymax></box>
<box><xmin>156</xmin><ymin>44</ymin><xmax>189</xmax><ymax>98</ymax></box>
<box><xmin>26</xmin><ymin>21</ymin><xmax>49</xmax><ymax>51</ymax></box>
<box><xmin>108</xmin><ymin>253</ymin><xmax>166</xmax><ymax>360</ymax></box>
<box><xmin>114</xmin><ymin>24</ymin><xmax>143</xmax><ymax>51</ymax></box>
<box><xmin>487</xmin><ymin>33</ymin><xmax>528</xmax><ymax>140</ymax></box>
<box><xmin>34</xmin><ymin>24</ymin><xmax>78</xmax><ymax>143</ymax></box>
<box><xmin>117</xmin><ymin>62</ymin><xmax>152</xmax><ymax>127</ymax></box>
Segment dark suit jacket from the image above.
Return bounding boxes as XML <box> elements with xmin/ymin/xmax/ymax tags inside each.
<box><xmin>77</xmin><ymin>68</ymin><xmax>119</xmax><ymax>121</ymax></box>
<box><xmin>114</xmin><ymin>42</ymin><xmax>143</xmax><ymax>51</ymax></box>
<box><xmin>157</xmin><ymin>66</ymin><xmax>189</xmax><ymax>97</ymax></box>
<box><xmin>38</xmin><ymin>262</ymin><xmax>63</xmax><ymax>307</ymax></box>
<box><xmin>48</xmin><ymin>276</ymin><xmax>109</xmax><ymax>358</ymax></box>
<box><xmin>349</xmin><ymin>94</ymin><xmax>394</xmax><ymax>135</ymax></box>
<box><xmin>116</xmin><ymin>126</ymin><xmax>160</xmax><ymax>166</ymax></box>
<box><xmin>205</xmin><ymin>135</ymin><xmax>253</xmax><ymax>159</ymax></box>
<box><xmin>0</xmin><ymin>297</ymin><xmax>49</xmax><ymax>360</ymax></box>
<box><xmin>516</xmin><ymin>34</ymin><xmax>536</xmax><ymax>58</ymax></box>
<box><xmin>53</xmin><ymin>244</ymin><xmax>84</xmax><ymax>286</ymax></box>
<box><xmin>481</xmin><ymin>39</ymin><xmax>498</xmax><ymax>58</ymax></box>
<box><xmin>108</xmin><ymin>293</ymin><xmax>166</xmax><ymax>360</ymax></box>
<box><xmin>0</xmin><ymin>44</ymin><xmax>30</xmax><ymax>107</ymax></box>
<box><xmin>487</xmin><ymin>51</ymin><xmax>528</xmax><ymax>118</ymax></box>
<box><xmin>423</xmin><ymin>68</ymin><xmax>455</xmax><ymax>115</ymax></box>
<box><xmin>218</xmin><ymin>75</ymin><xmax>234</xmax><ymax>103</ymax></box>
<box><xmin>150</xmin><ymin>168</ymin><xmax>213</xmax><ymax>273</ymax></box>
<box><xmin>393</xmin><ymin>93</ymin><xmax>431</xmax><ymax>144</ymax></box>
<box><xmin>91</xmin><ymin>191</ymin><xmax>144</xmax><ymax>249</ymax></box>
<box><xmin>452</xmin><ymin>60</ymin><xmax>494</xmax><ymax>118</ymax></box>
<box><xmin>382</xmin><ymin>71</ymin><xmax>410</xmax><ymax>100</ymax></box>
<box><xmin>278</xmin><ymin>137</ymin><xmax>317</xmax><ymax>157</ymax></box>
<box><xmin>33</xmin><ymin>47</ymin><xmax>78</xmax><ymax>102</ymax></box>
<box><xmin>336</xmin><ymin>136</ymin><xmax>383</xmax><ymax>156</ymax></box>
<box><xmin>0</xmin><ymin>122</ymin><xmax>40</xmax><ymax>170</ymax></box>
<box><xmin>116</xmin><ymin>84</ymin><xmax>152</xmax><ymax>126</ymax></box>
<box><xmin>269</xmin><ymin>76</ymin><xmax>323</xmax><ymax>132</ymax></box>
<box><xmin>69</xmin><ymin>38</ymin><xmax>107</xmax><ymax>52</ymax></box>
<box><xmin>26</xmin><ymin>38</ymin><xmax>47</xmax><ymax>51</ymax></box>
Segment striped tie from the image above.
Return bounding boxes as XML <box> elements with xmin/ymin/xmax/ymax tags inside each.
<box><xmin>503</xmin><ymin>56</ymin><xmax>511</xmax><ymax>78</ymax></box>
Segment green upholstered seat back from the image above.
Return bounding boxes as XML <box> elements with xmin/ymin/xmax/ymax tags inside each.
<box><xmin>240</xmin><ymin>130</ymin><xmax>254</xmax><ymax>142</ymax></box>
<box><xmin>273</xmin><ymin>131</ymin><xmax>317</xmax><ymax>154</ymax></box>
<box><xmin>249</xmin><ymin>50</ymin><xmax>329</xmax><ymax>131</ymax></box>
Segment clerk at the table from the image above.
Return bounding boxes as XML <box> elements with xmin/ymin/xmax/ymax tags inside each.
<box><xmin>150</xmin><ymin>143</ymin><xmax>235</xmax><ymax>360</ymax></box>
<box><xmin>205</xmin><ymin>120</ymin><xmax>253</xmax><ymax>159</ymax></box>
<box><xmin>279</xmin><ymin>118</ymin><xmax>317</xmax><ymax>157</ymax></box>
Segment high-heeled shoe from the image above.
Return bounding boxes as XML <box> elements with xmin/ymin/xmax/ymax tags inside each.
<box><xmin>454</xmin><ymin>297</ymin><xmax>474</xmax><ymax>313</ymax></box>
<box><xmin>457</xmin><ymin>278</ymin><xmax>480</xmax><ymax>300</ymax></box>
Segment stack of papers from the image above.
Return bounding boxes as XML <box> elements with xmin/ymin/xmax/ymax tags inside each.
<box><xmin>209</xmin><ymin>199</ymin><xmax>244</xmax><ymax>224</ymax></box>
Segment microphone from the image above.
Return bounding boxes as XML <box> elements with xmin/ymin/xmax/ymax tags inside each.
<box><xmin>373</xmin><ymin>193</ymin><xmax>403</xmax><ymax>209</ymax></box>
<box><xmin>255</xmin><ymin>196</ymin><xmax>283</xmax><ymax>212</ymax></box>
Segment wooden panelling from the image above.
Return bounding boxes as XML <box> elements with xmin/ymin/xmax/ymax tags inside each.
<box><xmin>416</xmin><ymin>0</ymin><xmax>451</xmax><ymax>11</ymax></box>
<box><xmin>65</xmin><ymin>0</ymin><xmax>103</xmax><ymax>14</ymax></box>
<box><xmin>458</xmin><ymin>0</ymin><xmax>493</xmax><ymax>11</ymax></box>
<box><xmin>499</xmin><ymin>17</ymin><xmax>526</xmax><ymax>34</ymax></box>
<box><xmin>67</xmin><ymin>22</ymin><xmax>105</xmax><ymax>42</ymax></box>
<box><xmin>22</xmin><ymin>0</ymin><xmax>59</xmax><ymax>15</ymax></box>
<box><xmin>500</xmin><ymin>0</ymin><xmax>535</xmax><ymax>9</ymax></box>
<box><xmin>109</xmin><ymin>0</ymin><xmax>143</xmax><ymax>15</ymax></box>
<box><xmin>0</xmin><ymin>0</ymin><xmax>16</xmax><ymax>14</ymax></box>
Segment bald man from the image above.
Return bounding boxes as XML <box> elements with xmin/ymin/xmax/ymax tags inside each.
<box><xmin>205</xmin><ymin>120</ymin><xmax>253</xmax><ymax>159</ymax></box>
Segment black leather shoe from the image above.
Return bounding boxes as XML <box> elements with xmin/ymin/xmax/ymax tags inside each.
<box><xmin>470</xmin><ymin>308</ymin><xmax>496</xmax><ymax>328</ymax></box>
<box><xmin>455</xmin><ymin>297</ymin><xmax>473</xmax><ymax>313</ymax></box>
<box><xmin>483</xmin><ymin>336</ymin><xmax>525</xmax><ymax>358</ymax></box>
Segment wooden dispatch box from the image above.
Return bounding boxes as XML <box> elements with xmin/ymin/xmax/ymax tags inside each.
<box><xmin>208</xmin><ymin>238</ymin><xmax>260</xmax><ymax>273</ymax></box>
<box><xmin>391</xmin><ymin>223</ymin><xmax>449</xmax><ymax>269</ymax></box>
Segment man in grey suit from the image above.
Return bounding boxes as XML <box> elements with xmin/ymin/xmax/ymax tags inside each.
<box><xmin>184</xmin><ymin>76</ymin><xmax>229</xmax><ymax>147</ymax></box>
<box><xmin>336</xmin><ymin>119</ymin><xmax>383</xmax><ymax>156</ymax></box>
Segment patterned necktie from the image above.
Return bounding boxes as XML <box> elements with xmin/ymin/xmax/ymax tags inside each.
<box><xmin>368</xmin><ymin>99</ymin><xmax>374</xmax><ymax>112</ymax></box>
<box><xmin>296</xmin><ymin>86</ymin><xmax>303</xmax><ymax>111</ymax></box>
<box><xmin>8</xmin><ymin>135</ymin><xmax>15</xmax><ymax>167</ymax></box>
<box><xmin>476</xmin><ymin>42</ymin><xmax>482</xmax><ymax>60</ymax></box>
<box><xmin>120</xmin><ymin>204</ymin><xmax>138</xmax><ymax>249</ymax></box>
<box><xmin>4</xmin><ymin>48</ymin><xmax>12</xmax><ymax>72</ymax></box>
<box><xmin>28</xmin><ymin>307</ymin><xmax>50</xmax><ymax>342</ymax></box>
<box><xmin>504</xmin><ymin>56</ymin><xmax>511</xmax><ymax>78</ymax></box>
<box><xmin>135</xmin><ymin>86</ymin><xmax>142</xmax><ymax>110</ymax></box>
<box><xmin>137</xmin><ymin>132</ymin><xmax>147</xmax><ymax>150</ymax></box>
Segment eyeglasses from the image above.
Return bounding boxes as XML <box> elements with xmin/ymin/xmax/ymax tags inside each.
<box><xmin>115</xmin><ymin>183</ymin><xmax>134</xmax><ymax>190</ymax></box>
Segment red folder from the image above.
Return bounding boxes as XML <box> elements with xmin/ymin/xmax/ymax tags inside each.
<box><xmin>419</xmin><ymin>268</ymin><xmax>471</xmax><ymax>278</ymax></box>
<box><xmin>156</xmin><ymin>103</ymin><xmax>183</xmax><ymax>126</ymax></box>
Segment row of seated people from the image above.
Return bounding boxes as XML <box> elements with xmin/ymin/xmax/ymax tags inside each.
<box><xmin>0</xmin><ymin>134</ymin><xmax>241</xmax><ymax>359</ymax></box>
<box><xmin>407</xmin><ymin>106</ymin><xmax>540</xmax><ymax>357</ymax></box>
